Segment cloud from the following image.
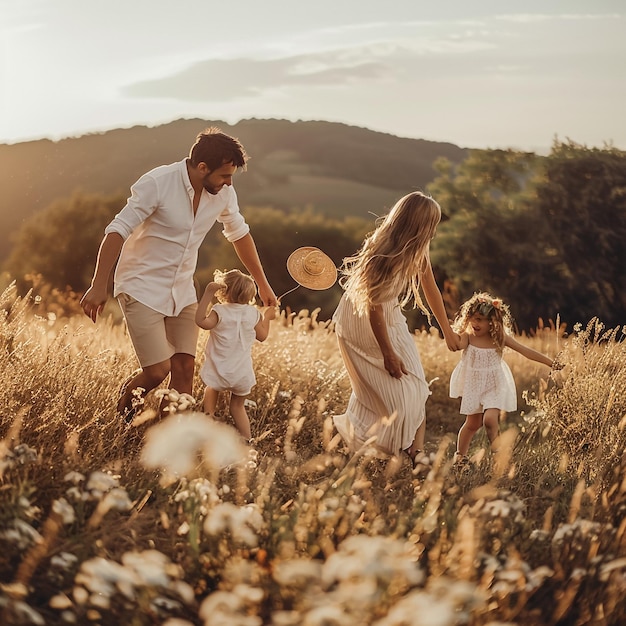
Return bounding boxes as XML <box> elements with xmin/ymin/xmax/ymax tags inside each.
<box><xmin>121</xmin><ymin>35</ymin><xmax>497</xmax><ymax>103</ymax></box>
<box><xmin>496</xmin><ymin>13</ymin><xmax>621</xmax><ymax>23</ymax></box>
<box><xmin>122</xmin><ymin>52</ymin><xmax>389</xmax><ymax>102</ymax></box>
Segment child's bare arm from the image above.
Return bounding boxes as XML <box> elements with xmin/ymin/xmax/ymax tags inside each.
<box><xmin>255</xmin><ymin>305</ymin><xmax>277</xmax><ymax>342</ymax></box>
<box><xmin>505</xmin><ymin>335</ymin><xmax>553</xmax><ymax>367</ymax></box>
<box><xmin>196</xmin><ymin>282</ymin><xmax>221</xmax><ymax>329</ymax></box>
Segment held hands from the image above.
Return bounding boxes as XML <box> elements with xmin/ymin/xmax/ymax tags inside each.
<box><xmin>258</xmin><ymin>283</ymin><xmax>278</xmax><ymax>307</ymax></box>
<box><xmin>263</xmin><ymin>304</ymin><xmax>278</xmax><ymax>321</ymax></box>
<box><xmin>444</xmin><ymin>331</ymin><xmax>462</xmax><ymax>352</ymax></box>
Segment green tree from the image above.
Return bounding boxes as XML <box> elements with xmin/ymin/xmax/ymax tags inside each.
<box><xmin>428</xmin><ymin>142</ymin><xmax>626</xmax><ymax>330</ymax></box>
<box><xmin>532</xmin><ymin>140</ymin><xmax>626</xmax><ymax>328</ymax></box>
<box><xmin>196</xmin><ymin>207</ymin><xmax>372</xmax><ymax>319</ymax></box>
<box><xmin>4</xmin><ymin>191</ymin><xmax>124</xmax><ymax>291</ymax></box>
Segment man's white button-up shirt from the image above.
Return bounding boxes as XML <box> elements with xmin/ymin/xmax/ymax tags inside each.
<box><xmin>105</xmin><ymin>159</ymin><xmax>249</xmax><ymax>316</ymax></box>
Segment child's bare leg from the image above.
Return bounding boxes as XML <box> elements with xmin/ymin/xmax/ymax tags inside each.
<box><xmin>483</xmin><ymin>408</ymin><xmax>501</xmax><ymax>449</ymax></box>
<box><xmin>456</xmin><ymin>413</ymin><xmax>483</xmax><ymax>456</ymax></box>
<box><xmin>203</xmin><ymin>387</ymin><xmax>219</xmax><ymax>418</ymax></box>
<box><xmin>229</xmin><ymin>394</ymin><xmax>251</xmax><ymax>440</ymax></box>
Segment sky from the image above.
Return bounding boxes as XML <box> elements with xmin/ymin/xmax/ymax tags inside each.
<box><xmin>1</xmin><ymin>0</ymin><xmax>624</xmax><ymax>152</ymax></box>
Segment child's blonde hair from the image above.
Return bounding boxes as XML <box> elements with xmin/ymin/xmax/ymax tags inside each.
<box><xmin>339</xmin><ymin>191</ymin><xmax>441</xmax><ymax>316</ymax></box>
<box><xmin>453</xmin><ymin>292</ymin><xmax>514</xmax><ymax>353</ymax></box>
<box><xmin>213</xmin><ymin>269</ymin><xmax>257</xmax><ymax>305</ymax></box>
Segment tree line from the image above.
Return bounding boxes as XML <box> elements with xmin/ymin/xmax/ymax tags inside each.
<box><xmin>4</xmin><ymin>140</ymin><xmax>625</xmax><ymax>332</ymax></box>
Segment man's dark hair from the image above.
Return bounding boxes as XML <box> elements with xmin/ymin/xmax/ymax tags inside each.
<box><xmin>189</xmin><ymin>127</ymin><xmax>248</xmax><ymax>171</ymax></box>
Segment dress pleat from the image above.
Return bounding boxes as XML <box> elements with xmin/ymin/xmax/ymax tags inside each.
<box><xmin>332</xmin><ymin>294</ymin><xmax>430</xmax><ymax>454</ymax></box>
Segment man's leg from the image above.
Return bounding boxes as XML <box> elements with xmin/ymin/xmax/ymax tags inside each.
<box><xmin>170</xmin><ymin>352</ymin><xmax>195</xmax><ymax>395</ymax></box>
<box><xmin>117</xmin><ymin>359</ymin><xmax>171</xmax><ymax>414</ymax></box>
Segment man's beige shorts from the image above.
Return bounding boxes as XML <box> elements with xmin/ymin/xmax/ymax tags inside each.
<box><xmin>117</xmin><ymin>294</ymin><xmax>199</xmax><ymax>367</ymax></box>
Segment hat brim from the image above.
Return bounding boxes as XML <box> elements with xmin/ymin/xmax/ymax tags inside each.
<box><xmin>287</xmin><ymin>247</ymin><xmax>337</xmax><ymax>291</ymax></box>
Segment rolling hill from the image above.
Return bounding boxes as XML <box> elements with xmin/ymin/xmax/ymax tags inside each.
<box><xmin>0</xmin><ymin>118</ymin><xmax>467</xmax><ymax>261</ymax></box>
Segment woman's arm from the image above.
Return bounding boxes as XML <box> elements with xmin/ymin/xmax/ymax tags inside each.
<box><xmin>369</xmin><ymin>305</ymin><xmax>407</xmax><ymax>378</ymax></box>
<box><xmin>505</xmin><ymin>335</ymin><xmax>553</xmax><ymax>367</ymax></box>
<box><xmin>421</xmin><ymin>261</ymin><xmax>461</xmax><ymax>351</ymax></box>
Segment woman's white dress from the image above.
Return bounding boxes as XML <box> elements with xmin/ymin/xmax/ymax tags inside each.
<box><xmin>199</xmin><ymin>303</ymin><xmax>260</xmax><ymax>396</ymax></box>
<box><xmin>449</xmin><ymin>344</ymin><xmax>517</xmax><ymax>415</ymax></box>
<box><xmin>332</xmin><ymin>293</ymin><xmax>430</xmax><ymax>455</ymax></box>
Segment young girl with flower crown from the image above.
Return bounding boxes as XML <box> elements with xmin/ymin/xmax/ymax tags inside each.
<box><xmin>449</xmin><ymin>292</ymin><xmax>554</xmax><ymax>466</ymax></box>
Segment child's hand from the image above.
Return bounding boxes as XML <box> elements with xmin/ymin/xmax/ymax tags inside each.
<box><xmin>264</xmin><ymin>305</ymin><xmax>278</xmax><ymax>321</ymax></box>
<box><xmin>204</xmin><ymin>281</ymin><xmax>223</xmax><ymax>296</ymax></box>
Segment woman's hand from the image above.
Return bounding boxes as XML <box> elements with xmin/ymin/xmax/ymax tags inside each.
<box><xmin>383</xmin><ymin>351</ymin><xmax>408</xmax><ymax>378</ymax></box>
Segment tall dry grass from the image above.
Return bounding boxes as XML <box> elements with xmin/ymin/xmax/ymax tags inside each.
<box><xmin>0</xmin><ymin>283</ymin><xmax>625</xmax><ymax>625</ymax></box>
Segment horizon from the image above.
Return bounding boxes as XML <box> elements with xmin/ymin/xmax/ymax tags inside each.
<box><xmin>1</xmin><ymin>0</ymin><xmax>624</xmax><ymax>152</ymax></box>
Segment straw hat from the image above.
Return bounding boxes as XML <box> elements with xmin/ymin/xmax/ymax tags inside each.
<box><xmin>286</xmin><ymin>247</ymin><xmax>337</xmax><ymax>290</ymax></box>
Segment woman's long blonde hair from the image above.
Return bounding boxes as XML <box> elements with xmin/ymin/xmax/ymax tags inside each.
<box><xmin>339</xmin><ymin>191</ymin><xmax>441</xmax><ymax>316</ymax></box>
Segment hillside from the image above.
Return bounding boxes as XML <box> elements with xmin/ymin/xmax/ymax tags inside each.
<box><xmin>0</xmin><ymin>118</ymin><xmax>467</xmax><ymax>261</ymax></box>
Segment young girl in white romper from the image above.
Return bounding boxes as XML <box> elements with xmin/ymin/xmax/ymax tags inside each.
<box><xmin>449</xmin><ymin>292</ymin><xmax>554</xmax><ymax>465</ymax></box>
<box><xmin>195</xmin><ymin>269</ymin><xmax>276</xmax><ymax>440</ymax></box>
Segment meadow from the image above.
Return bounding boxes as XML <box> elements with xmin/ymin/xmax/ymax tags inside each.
<box><xmin>1</xmin><ymin>282</ymin><xmax>625</xmax><ymax>625</ymax></box>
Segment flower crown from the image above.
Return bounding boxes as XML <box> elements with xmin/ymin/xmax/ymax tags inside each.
<box><xmin>473</xmin><ymin>297</ymin><xmax>502</xmax><ymax>318</ymax></box>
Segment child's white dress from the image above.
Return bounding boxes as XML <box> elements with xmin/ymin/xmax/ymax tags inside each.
<box><xmin>449</xmin><ymin>344</ymin><xmax>517</xmax><ymax>415</ymax></box>
<box><xmin>200</xmin><ymin>303</ymin><xmax>261</xmax><ymax>396</ymax></box>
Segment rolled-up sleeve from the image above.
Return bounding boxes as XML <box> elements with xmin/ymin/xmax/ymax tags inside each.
<box><xmin>218</xmin><ymin>187</ymin><xmax>250</xmax><ymax>242</ymax></box>
<box><xmin>105</xmin><ymin>174</ymin><xmax>159</xmax><ymax>240</ymax></box>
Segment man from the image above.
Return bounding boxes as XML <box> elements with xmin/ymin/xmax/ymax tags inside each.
<box><xmin>80</xmin><ymin>127</ymin><xmax>277</xmax><ymax>419</ymax></box>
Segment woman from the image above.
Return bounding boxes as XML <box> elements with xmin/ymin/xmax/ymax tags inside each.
<box><xmin>333</xmin><ymin>191</ymin><xmax>459</xmax><ymax>464</ymax></box>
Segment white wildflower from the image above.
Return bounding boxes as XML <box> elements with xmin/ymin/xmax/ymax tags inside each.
<box><xmin>526</xmin><ymin>565</ymin><xmax>554</xmax><ymax>590</ymax></box>
<box><xmin>199</xmin><ymin>590</ymin><xmax>262</xmax><ymax>626</ymax></box>
<box><xmin>75</xmin><ymin>557</ymin><xmax>135</xmax><ymax>598</ymax></box>
<box><xmin>373</xmin><ymin>590</ymin><xmax>456</xmax><ymax>626</ymax></box>
<box><xmin>86</xmin><ymin>471</ymin><xmax>120</xmax><ymax>498</ymax></box>
<box><xmin>50</xmin><ymin>552</ymin><xmax>78</xmax><ymax>572</ymax></box>
<box><xmin>141</xmin><ymin>412</ymin><xmax>247</xmax><ymax>483</ymax></box>
<box><xmin>171</xmin><ymin>580</ymin><xmax>196</xmax><ymax>605</ymax></box>
<box><xmin>121</xmin><ymin>550</ymin><xmax>179</xmax><ymax>587</ymax></box>
<box><xmin>204</xmin><ymin>503</ymin><xmax>264</xmax><ymax>547</ymax></box>
<box><xmin>63</xmin><ymin>471</ymin><xmax>85</xmax><ymax>484</ymax></box>
<box><xmin>52</xmin><ymin>498</ymin><xmax>75</xmax><ymax>524</ymax></box>
<box><xmin>322</xmin><ymin>535</ymin><xmax>423</xmax><ymax>588</ymax></box>
<box><xmin>99</xmin><ymin>487</ymin><xmax>133</xmax><ymax>512</ymax></box>
<box><xmin>0</xmin><ymin>519</ymin><xmax>43</xmax><ymax>549</ymax></box>
<box><xmin>272</xmin><ymin>559</ymin><xmax>323</xmax><ymax>587</ymax></box>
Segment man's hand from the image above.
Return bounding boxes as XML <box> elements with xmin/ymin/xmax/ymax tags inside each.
<box><xmin>80</xmin><ymin>285</ymin><xmax>108</xmax><ymax>323</ymax></box>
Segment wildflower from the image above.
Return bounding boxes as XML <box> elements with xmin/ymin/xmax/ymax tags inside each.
<box><xmin>272</xmin><ymin>559</ymin><xmax>323</xmax><ymax>587</ymax></box>
<box><xmin>140</xmin><ymin>412</ymin><xmax>247</xmax><ymax>483</ymax></box>
<box><xmin>199</xmin><ymin>590</ymin><xmax>262</xmax><ymax>626</ymax></box>
<box><xmin>204</xmin><ymin>503</ymin><xmax>264</xmax><ymax>547</ymax></box>
<box><xmin>63</xmin><ymin>471</ymin><xmax>85</xmax><ymax>485</ymax></box>
<box><xmin>86</xmin><ymin>471</ymin><xmax>120</xmax><ymax>498</ymax></box>
<box><xmin>52</xmin><ymin>498</ymin><xmax>76</xmax><ymax>525</ymax></box>
<box><xmin>50</xmin><ymin>552</ymin><xmax>79</xmax><ymax>572</ymax></box>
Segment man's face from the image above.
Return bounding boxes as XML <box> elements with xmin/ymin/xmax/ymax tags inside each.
<box><xmin>202</xmin><ymin>162</ymin><xmax>237</xmax><ymax>194</ymax></box>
